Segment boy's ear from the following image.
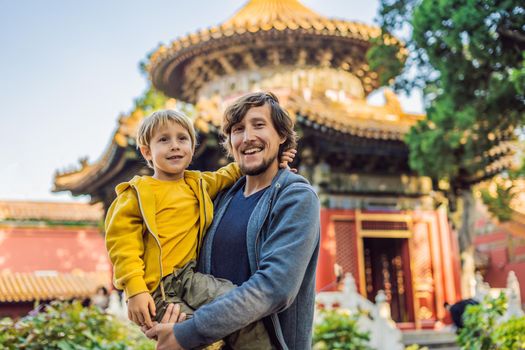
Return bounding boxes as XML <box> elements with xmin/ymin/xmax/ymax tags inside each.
<box><xmin>139</xmin><ymin>145</ymin><xmax>152</xmax><ymax>161</ymax></box>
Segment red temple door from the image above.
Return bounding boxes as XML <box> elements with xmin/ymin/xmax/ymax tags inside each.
<box><xmin>363</xmin><ymin>237</ymin><xmax>414</xmax><ymax>322</ymax></box>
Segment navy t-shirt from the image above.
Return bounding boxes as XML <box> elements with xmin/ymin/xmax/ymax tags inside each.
<box><xmin>210</xmin><ymin>186</ymin><xmax>268</xmax><ymax>286</ymax></box>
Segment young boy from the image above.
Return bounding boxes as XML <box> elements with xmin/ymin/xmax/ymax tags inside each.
<box><xmin>105</xmin><ymin>109</ymin><xmax>293</xmax><ymax>348</ymax></box>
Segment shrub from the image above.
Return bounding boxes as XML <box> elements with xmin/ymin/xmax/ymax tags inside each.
<box><xmin>313</xmin><ymin>309</ymin><xmax>373</xmax><ymax>350</ymax></box>
<box><xmin>0</xmin><ymin>301</ymin><xmax>154</xmax><ymax>350</ymax></box>
<box><xmin>492</xmin><ymin>317</ymin><xmax>525</xmax><ymax>350</ymax></box>
<box><xmin>458</xmin><ymin>293</ymin><xmax>525</xmax><ymax>350</ymax></box>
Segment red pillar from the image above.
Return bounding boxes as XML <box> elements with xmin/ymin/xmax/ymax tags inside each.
<box><xmin>316</xmin><ymin>209</ymin><xmax>336</xmax><ymax>291</ymax></box>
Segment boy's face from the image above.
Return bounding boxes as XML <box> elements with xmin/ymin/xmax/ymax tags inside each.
<box><xmin>229</xmin><ymin>104</ymin><xmax>285</xmax><ymax>176</ymax></box>
<box><xmin>140</xmin><ymin>121</ymin><xmax>193</xmax><ymax>181</ymax></box>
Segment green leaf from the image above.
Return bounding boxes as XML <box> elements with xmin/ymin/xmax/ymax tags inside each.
<box><xmin>57</xmin><ymin>340</ymin><xmax>75</xmax><ymax>350</ymax></box>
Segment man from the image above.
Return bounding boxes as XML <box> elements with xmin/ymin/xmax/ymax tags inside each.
<box><xmin>444</xmin><ymin>298</ymin><xmax>479</xmax><ymax>330</ymax></box>
<box><xmin>146</xmin><ymin>92</ymin><xmax>320</xmax><ymax>349</ymax></box>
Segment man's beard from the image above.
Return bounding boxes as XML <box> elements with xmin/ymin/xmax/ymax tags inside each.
<box><xmin>240</xmin><ymin>153</ymin><xmax>278</xmax><ymax>176</ymax></box>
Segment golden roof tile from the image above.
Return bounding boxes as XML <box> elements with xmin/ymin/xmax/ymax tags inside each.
<box><xmin>0</xmin><ymin>271</ymin><xmax>110</xmax><ymax>302</ymax></box>
<box><xmin>220</xmin><ymin>0</ymin><xmax>380</xmax><ymax>38</ymax></box>
<box><xmin>222</xmin><ymin>0</ymin><xmax>323</xmax><ymax>29</ymax></box>
<box><xmin>0</xmin><ymin>201</ymin><xmax>103</xmax><ymax>222</ymax></box>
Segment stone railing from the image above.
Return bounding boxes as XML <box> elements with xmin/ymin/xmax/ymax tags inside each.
<box><xmin>474</xmin><ymin>270</ymin><xmax>524</xmax><ymax>320</ymax></box>
<box><xmin>315</xmin><ymin>273</ymin><xmax>404</xmax><ymax>350</ymax></box>
<box><xmin>107</xmin><ymin>290</ymin><xmax>128</xmax><ymax>320</ymax></box>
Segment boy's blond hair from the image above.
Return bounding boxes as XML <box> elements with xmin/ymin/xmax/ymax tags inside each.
<box><xmin>136</xmin><ymin>109</ymin><xmax>197</xmax><ymax>168</ymax></box>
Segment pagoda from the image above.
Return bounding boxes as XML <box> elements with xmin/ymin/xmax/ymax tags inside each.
<box><xmin>54</xmin><ymin>0</ymin><xmax>462</xmax><ymax>329</ymax></box>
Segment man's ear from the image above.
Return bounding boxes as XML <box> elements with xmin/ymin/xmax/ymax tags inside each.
<box><xmin>139</xmin><ymin>145</ymin><xmax>152</xmax><ymax>161</ymax></box>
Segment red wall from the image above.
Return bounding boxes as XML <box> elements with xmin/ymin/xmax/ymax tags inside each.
<box><xmin>475</xmin><ymin>231</ymin><xmax>525</xmax><ymax>302</ymax></box>
<box><xmin>316</xmin><ymin>209</ymin><xmax>356</xmax><ymax>291</ymax></box>
<box><xmin>0</xmin><ymin>302</ymin><xmax>34</xmax><ymax>319</ymax></box>
<box><xmin>0</xmin><ymin>226</ymin><xmax>110</xmax><ymax>274</ymax></box>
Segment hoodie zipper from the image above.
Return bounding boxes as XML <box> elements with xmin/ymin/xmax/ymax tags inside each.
<box><xmin>198</xmin><ymin>178</ymin><xmax>206</xmax><ymax>258</ymax></box>
<box><xmin>254</xmin><ymin>182</ymin><xmax>280</xmax><ymax>267</ymax></box>
<box><xmin>254</xmin><ymin>201</ymin><xmax>270</xmax><ymax>268</ymax></box>
<box><xmin>254</xmin><ymin>182</ymin><xmax>285</xmax><ymax>350</ymax></box>
<box><xmin>133</xmin><ymin>185</ymin><xmax>166</xmax><ymax>300</ymax></box>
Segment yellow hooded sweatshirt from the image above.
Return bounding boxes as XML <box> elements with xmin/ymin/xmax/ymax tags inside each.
<box><xmin>104</xmin><ymin>163</ymin><xmax>241</xmax><ymax>299</ymax></box>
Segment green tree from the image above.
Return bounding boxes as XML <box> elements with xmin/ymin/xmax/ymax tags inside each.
<box><xmin>133</xmin><ymin>86</ymin><xmax>170</xmax><ymax>114</ymax></box>
<box><xmin>131</xmin><ymin>84</ymin><xmax>195</xmax><ymax>121</ymax></box>
<box><xmin>368</xmin><ymin>0</ymin><xmax>525</xmax><ymax>251</ymax></box>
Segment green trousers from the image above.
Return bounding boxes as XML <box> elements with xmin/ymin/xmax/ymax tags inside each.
<box><xmin>151</xmin><ymin>261</ymin><xmax>274</xmax><ymax>350</ymax></box>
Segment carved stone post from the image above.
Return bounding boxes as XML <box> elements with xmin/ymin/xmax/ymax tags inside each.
<box><xmin>505</xmin><ymin>271</ymin><xmax>524</xmax><ymax>318</ymax></box>
<box><xmin>474</xmin><ymin>271</ymin><xmax>490</xmax><ymax>302</ymax></box>
<box><xmin>375</xmin><ymin>290</ymin><xmax>395</xmax><ymax>326</ymax></box>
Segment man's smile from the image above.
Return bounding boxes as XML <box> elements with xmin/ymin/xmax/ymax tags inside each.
<box><xmin>240</xmin><ymin>143</ymin><xmax>265</xmax><ymax>156</ymax></box>
<box><xmin>242</xmin><ymin>147</ymin><xmax>263</xmax><ymax>155</ymax></box>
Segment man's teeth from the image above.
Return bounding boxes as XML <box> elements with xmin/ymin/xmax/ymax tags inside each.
<box><xmin>244</xmin><ymin>148</ymin><xmax>262</xmax><ymax>155</ymax></box>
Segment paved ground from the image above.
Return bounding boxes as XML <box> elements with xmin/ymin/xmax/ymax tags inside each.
<box><xmin>402</xmin><ymin>329</ymin><xmax>460</xmax><ymax>350</ymax></box>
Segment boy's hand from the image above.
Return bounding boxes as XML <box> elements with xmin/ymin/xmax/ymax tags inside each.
<box><xmin>128</xmin><ymin>292</ymin><xmax>156</xmax><ymax>329</ymax></box>
<box><xmin>279</xmin><ymin>149</ymin><xmax>297</xmax><ymax>172</ymax></box>
<box><xmin>144</xmin><ymin>304</ymin><xmax>187</xmax><ymax>350</ymax></box>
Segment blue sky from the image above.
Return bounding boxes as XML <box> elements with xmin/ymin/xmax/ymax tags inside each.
<box><xmin>0</xmin><ymin>0</ymin><xmax>423</xmax><ymax>202</ymax></box>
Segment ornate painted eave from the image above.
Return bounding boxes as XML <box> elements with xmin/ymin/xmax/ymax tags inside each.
<box><xmin>288</xmin><ymin>92</ymin><xmax>422</xmax><ymax>141</ymax></box>
<box><xmin>148</xmin><ymin>0</ymin><xmax>390</xmax><ymax>103</ymax></box>
<box><xmin>465</xmin><ymin>141</ymin><xmax>516</xmax><ymax>185</ymax></box>
<box><xmin>195</xmin><ymin>89</ymin><xmax>423</xmax><ymax>141</ymax></box>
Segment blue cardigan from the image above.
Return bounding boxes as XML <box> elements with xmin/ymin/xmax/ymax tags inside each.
<box><xmin>173</xmin><ymin>169</ymin><xmax>321</xmax><ymax>349</ymax></box>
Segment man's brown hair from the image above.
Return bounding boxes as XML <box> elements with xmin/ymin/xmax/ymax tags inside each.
<box><xmin>221</xmin><ymin>92</ymin><xmax>297</xmax><ymax>157</ymax></box>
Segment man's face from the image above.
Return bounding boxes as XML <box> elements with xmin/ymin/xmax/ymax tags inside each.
<box><xmin>140</xmin><ymin>121</ymin><xmax>194</xmax><ymax>181</ymax></box>
<box><xmin>229</xmin><ymin>104</ymin><xmax>285</xmax><ymax>176</ymax></box>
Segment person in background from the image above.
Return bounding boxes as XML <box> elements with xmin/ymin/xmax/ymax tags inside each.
<box><xmin>444</xmin><ymin>298</ymin><xmax>479</xmax><ymax>330</ymax></box>
<box><xmin>91</xmin><ymin>286</ymin><xmax>110</xmax><ymax>310</ymax></box>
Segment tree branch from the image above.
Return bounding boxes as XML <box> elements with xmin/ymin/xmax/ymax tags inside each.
<box><xmin>497</xmin><ymin>27</ymin><xmax>525</xmax><ymax>44</ymax></box>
